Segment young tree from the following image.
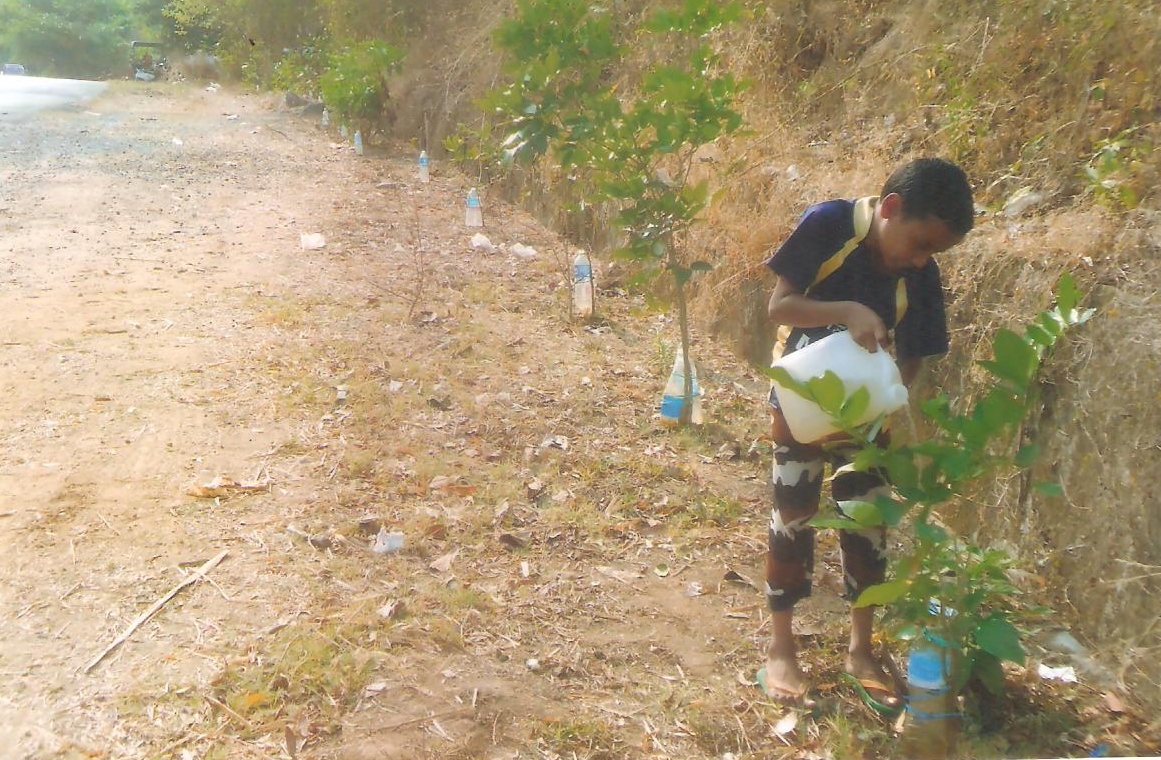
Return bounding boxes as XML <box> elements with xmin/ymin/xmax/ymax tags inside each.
<box><xmin>769</xmin><ymin>274</ymin><xmax>1093</xmax><ymax>706</ymax></box>
<box><xmin>488</xmin><ymin>0</ymin><xmax>747</xmax><ymax>426</ymax></box>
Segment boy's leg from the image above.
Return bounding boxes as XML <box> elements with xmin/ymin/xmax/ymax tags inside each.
<box><xmin>832</xmin><ymin>461</ymin><xmax>899</xmax><ymax>704</ymax></box>
<box><xmin>763</xmin><ymin>413</ymin><xmax>825</xmax><ymax>697</ymax></box>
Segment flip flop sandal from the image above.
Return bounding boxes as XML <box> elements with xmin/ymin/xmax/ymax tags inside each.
<box><xmin>839</xmin><ymin>671</ymin><xmax>903</xmax><ymax>717</ymax></box>
<box><xmin>755</xmin><ymin>667</ymin><xmax>819</xmax><ymax>710</ymax></box>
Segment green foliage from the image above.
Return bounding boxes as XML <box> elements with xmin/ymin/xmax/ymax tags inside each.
<box><xmin>318</xmin><ymin>41</ymin><xmax>403</xmax><ymax>135</ymax></box>
<box><xmin>0</xmin><ymin>0</ymin><xmax>142</xmax><ymax>78</ymax></box>
<box><xmin>769</xmin><ymin>274</ymin><xmax>1093</xmax><ymax>693</ymax></box>
<box><xmin>270</xmin><ymin>41</ymin><xmax>328</xmax><ymax>94</ymax></box>
<box><xmin>488</xmin><ymin>0</ymin><xmax>748</xmax><ymax>425</ymax></box>
<box><xmin>1082</xmin><ymin>128</ymin><xmax>1147</xmax><ymax>209</ymax></box>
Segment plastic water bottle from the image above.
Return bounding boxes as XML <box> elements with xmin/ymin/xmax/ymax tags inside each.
<box><xmin>769</xmin><ymin>329</ymin><xmax>908</xmax><ymax>443</ymax></box>
<box><xmin>902</xmin><ymin>632</ymin><xmax>959</xmax><ymax>759</ymax></box>
<box><xmin>465</xmin><ymin>188</ymin><xmax>483</xmax><ymax>227</ymax></box>
<box><xmin>340</xmin><ymin>124</ymin><xmax>348</xmax><ymax>139</ymax></box>
<box><xmin>660</xmin><ymin>349</ymin><xmax>703</xmax><ymax>427</ymax></box>
<box><xmin>353</xmin><ymin>130</ymin><xmax>364</xmax><ymax>156</ymax></box>
<box><xmin>320</xmin><ymin>108</ymin><xmax>329</xmax><ymax>127</ymax></box>
<box><xmin>572</xmin><ymin>250</ymin><xmax>594</xmax><ymax>318</ymax></box>
<box><xmin>418</xmin><ymin>150</ymin><xmax>430</xmax><ymax>183</ymax></box>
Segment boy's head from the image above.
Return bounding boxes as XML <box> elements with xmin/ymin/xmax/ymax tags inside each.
<box><xmin>870</xmin><ymin>158</ymin><xmax>974</xmax><ymax>273</ymax></box>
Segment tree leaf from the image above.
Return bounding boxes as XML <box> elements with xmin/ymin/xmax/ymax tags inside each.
<box><xmin>839</xmin><ymin>386</ymin><xmax>870</xmax><ymax>426</ymax></box>
<box><xmin>806</xmin><ymin>371</ymin><xmax>845</xmax><ymax>413</ymax></box>
<box><xmin>854</xmin><ymin>579</ymin><xmax>909</xmax><ymax>607</ymax></box>
<box><xmin>975</xmin><ymin>616</ymin><xmax>1025</xmax><ymax>664</ymax></box>
<box><xmin>1055</xmin><ymin>272</ymin><xmax>1081</xmax><ymax>315</ymax></box>
<box><xmin>1014</xmin><ymin>444</ymin><xmax>1039</xmax><ymax>468</ymax></box>
<box><xmin>837</xmin><ymin>499</ymin><xmax>884</xmax><ymax>528</ymax></box>
<box><xmin>1034</xmin><ymin>480</ymin><xmax>1064</xmax><ymax>497</ymax></box>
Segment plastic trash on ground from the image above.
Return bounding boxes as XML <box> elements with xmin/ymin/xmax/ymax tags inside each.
<box><xmin>300</xmin><ymin>233</ymin><xmax>327</xmax><ymax>250</ymax></box>
<box><xmin>470</xmin><ymin>233</ymin><xmax>496</xmax><ymax>252</ymax></box>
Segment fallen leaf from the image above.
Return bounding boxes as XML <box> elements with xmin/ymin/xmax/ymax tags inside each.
<box><xmin>723</xmin><ymin>568</ymin><xmax>755</xmax><ymax>589</ymax></box>
<box><xmin>1104</xmin><ymin>691</ymin><xmax>1126</xmax><ymax>713</ymax></box>
<box><xmin>654</xmin><ymin>563</ymin><xmax>670</xmax><ymax>577</ymax></box>
<box><xmin>429</xmin><ymin>548</ymin><xmax>459</xmax><ymax>573</ymax></box>
<box><xmin>498</xmin><ymin>532</ymin><xmax>530</xmax><ymax>549</ymax></box>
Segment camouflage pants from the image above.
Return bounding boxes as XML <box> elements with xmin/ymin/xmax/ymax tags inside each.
<box><xmin>764</xmin><ymin>436</ymin><xmax>891</xmax><ymax>612</ymax></box>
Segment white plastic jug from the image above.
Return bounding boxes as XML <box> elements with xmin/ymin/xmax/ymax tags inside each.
<box><xmin>770</xmin><ymin>329</ymin><xmax>908</xmax><ymax>443</ymax></box>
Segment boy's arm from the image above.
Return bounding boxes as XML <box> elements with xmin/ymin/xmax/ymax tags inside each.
<box><xmin>767</xmin><ymin>276</ymin><xmax>889</xmax><ymax>352</ymax></box>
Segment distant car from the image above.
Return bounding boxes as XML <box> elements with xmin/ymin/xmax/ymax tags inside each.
<box><xmin>2</xmin><ymin>64</ymin><xmax>26</xmax><ymax>75</ymax></box>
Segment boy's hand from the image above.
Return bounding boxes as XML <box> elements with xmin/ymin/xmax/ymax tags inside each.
<box><xmin>844</xmin><ymin>302</ymin><xmax>889</xmax><ymax>352</ymax></box>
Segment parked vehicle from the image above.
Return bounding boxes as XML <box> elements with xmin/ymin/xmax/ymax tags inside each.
<box><xmin>2</xmin><ymin>64</ymin><xmax>27</xmax><ymax>76</ymax></box>
<box><xmin>130</xmin><ymin>42</ymin><xmax>167</xmax><ymax>81</ymax></box>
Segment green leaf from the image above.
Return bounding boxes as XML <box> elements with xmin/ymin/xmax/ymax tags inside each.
<box><xmin>873</xmin><ymin>493</ymin><xmax>910</xmax><ymax>526</ymax></box>
<box><xmin>1034</xmin><ymin>480</ymin><xmax>1064</xmax><ymax>497</ymax></box>
<box><xmin>689</xmin><ymin>260</ymin><xmax>714</xmax><ymax>272</ymax></box>
<box><xmin>1055</xmin><ymin>272</ymin><xmax>1081</xmax><ymax>315</ymax></box>
<box><xmin>837</xmin><ymin>499</ymin><xmax>884</xmax><ymax>528</ymax></box>
<box><xmin>806</xmin><ymin>371</ymin><xmax>846</xmax><ymax>413</ymax></box>
<box><xmin>1025</xmin><ymin>323</ymin><xmax>1055</xmax><ymax>348</ymax></box>
<box><xmin>854</xmin><ymin>579</ymin><xmax>909</xmax><ymax>607</ymax></box>
<box><xmin>1037</xmin><ymin>310</ymin><xmax>1065</xmax><ymax>337</ymax></box>
<box><xmin>1014</xmin><ymin>444</ymin><xmax>1039</xmax><ymax>468</ymax></box>
<box><xmin>977</xmin><ymin>388</ymin><xmax>1026</xmax><ymax>431</ymax></box>
<box><xmin>915</xmin><ymin>520</ymin><xmax>948</xmax><ymax>544</ymax></box>
<box><xmin>839</xmin><ymin>386</ymin><xmax>871</xmax><ymax>426</ymax></box>
<box><xmin>884</xmin><ymin>452</ymin><xmax>920</xmax><ymax>497</ymax></box>
<box><xmin>982</xmin><ymin>328</ymin><xmax>1039</xmax><ymax>390</ymax></box>
<box><xmin>974</xmin><ymin>616</ymin><xmax>1025</xmax><ymax>664</ymax></box>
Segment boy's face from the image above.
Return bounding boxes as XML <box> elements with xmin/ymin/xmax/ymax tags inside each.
<box><xmin>872</xmin><ymin>192</ymin><xmax>964</xmax><ymax>273</ymax></box>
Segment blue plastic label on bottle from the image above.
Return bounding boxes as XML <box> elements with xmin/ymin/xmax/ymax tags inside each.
<box><xmin>660</xmin><ymin>394</ymin><xmax>684</xmax><ymax>419</ymax></box>
<box><xmin>908</xmin><ymin>645</ymin><xmax>947</xmax><ymax>690</ymax></box>
<box><xmin>573</xmin><ymin>264</ymin><xmax>592</xmax><ymax>283</ymax></box>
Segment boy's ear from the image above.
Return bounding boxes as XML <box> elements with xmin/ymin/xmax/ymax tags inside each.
<box><xmin>879</xmin><ymin>192</ymin><xmax>904</xmax><ymax>220</ymax></box>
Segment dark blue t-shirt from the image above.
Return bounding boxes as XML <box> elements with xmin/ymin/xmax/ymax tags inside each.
<box><xmin>765</xmin><ymin>197</ymin><xmax>949</xmax><ymax>361</ymax></box>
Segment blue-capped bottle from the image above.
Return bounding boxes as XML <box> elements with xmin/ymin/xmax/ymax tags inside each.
<box><xmin>418</xmin><ymin>150</ymin><xmax>430</xmax><ymax>183</ymax></box>
<box><xmin>660</xmin><ymin>349</ymin><xmax>703</xmax><ymax>427</ymax></box>
<box><xmin>572</xmin><ymin>250</ymin><xmax>594</xmax><ymax>318</ymax></box>
<box><xmin>902</xmin><ymin>631</ymin><xmax>959</xmax><ymax>758</ymax></box>
<box><xmin>465</xmin><ymin>188</ymin><xmax>483</xmax><ymax>227</ymax></box>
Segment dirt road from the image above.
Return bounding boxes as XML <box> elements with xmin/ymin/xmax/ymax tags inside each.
<box><xmin>0</xmin><ymin>82</ymin><xmax>385</xmax><ymax>756</ymax></box>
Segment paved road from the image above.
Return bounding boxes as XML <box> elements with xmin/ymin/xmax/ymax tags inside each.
<box><xmin>0</xmin><ymin>76</ymin><xmax>107</xmax><ymax>120</ymax></box>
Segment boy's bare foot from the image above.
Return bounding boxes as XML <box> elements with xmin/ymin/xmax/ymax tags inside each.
<box><xmin>758</xmin><ymin>651</ymin><xmax>816</xmax><ymax>707</ymax></box>
<box><xmin>845</xmin><ymin>650</ymin><xmax>901</xmax><ymax>709</ymax></box>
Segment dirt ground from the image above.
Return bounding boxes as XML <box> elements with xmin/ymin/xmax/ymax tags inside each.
<box><xmin>0</xmin><ymin>80</ymin><xmax>760</xmax><ymax>759</ymax></box>
<box><xmin>0</xmin><ymin>83</ymin><xmax>1150</xmax><ymax>760</ymax></box>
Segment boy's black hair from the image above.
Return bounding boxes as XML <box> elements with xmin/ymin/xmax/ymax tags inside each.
<box><xmin>881</xmin><ymin>158</ymin><xmax>975</xmax><ymax>236</ymax></box>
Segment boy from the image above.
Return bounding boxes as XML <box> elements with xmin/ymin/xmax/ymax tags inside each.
<box><xmin>758</xmin><ymin>158</ymin><xmax>974</xmax><ymax>710</ymax></box>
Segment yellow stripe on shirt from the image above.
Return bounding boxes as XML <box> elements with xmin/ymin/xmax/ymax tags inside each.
<box><xmin>809</xmin><ymin>196</ymin><xmax>877</xmax><ymax>288</ymax></box>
